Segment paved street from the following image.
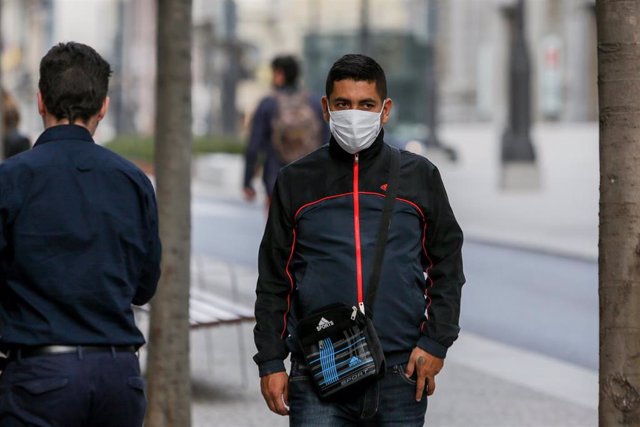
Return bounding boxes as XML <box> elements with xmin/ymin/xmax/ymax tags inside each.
<box><xmin>173</xmin><ymin>123</ymin><xmax>598</xmax><ymax>426</ymax></box>
<box><xmin>179</xmin><ymin>256</ymin><xmax>596</xmax><ymax>427</ymax></box>
<box><xmin>191</xmin><ymin>194</ymin><xmax>597</xmax><ymax>370</ymax></box>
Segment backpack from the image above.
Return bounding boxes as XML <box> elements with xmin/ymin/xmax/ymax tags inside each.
<box><xmin>271</xmin><ymin>91</ymin><xmax>323</xmax><ymax>164</ymax></box>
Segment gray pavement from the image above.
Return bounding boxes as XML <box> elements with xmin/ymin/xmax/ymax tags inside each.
<box><xmin>437</xmin><ymin>123</ymin><xmax>597</xmax><ymax>261</ymax></box>
<box><xmin>172</xmin><ymin>256</ymin><xmax>596</xmax><ymax>427</ymax></box>
<box><xmin>165</xmin><ymin>123</ymin><xmax>599</xmax><ymax>426</ymax></box>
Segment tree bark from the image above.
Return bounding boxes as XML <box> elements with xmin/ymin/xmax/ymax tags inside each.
<box><xmin>597</xmin><ymin>1</ymin><xmax>640</xmax><ymax>425</ymax></box>
<box><xmin>0</xmin><ymin>1</ymin><xmax>4</xmax><ymax>162</ymax></box>
<box><xmin>145</xmin><ymin>0</ymin><xmax>192</xmax><ymax>426</ymax></box>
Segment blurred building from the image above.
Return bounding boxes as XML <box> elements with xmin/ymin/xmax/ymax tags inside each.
<box><xmin>102</xmin><ymin>0</ymin><xmax>251</xmax><ymax>137</ymax></box>
<box><xmin>272</xmin><ymin>0</ymin><xmax>597</xmax><ymax>125</ymax></box>
<box><xmin>231</xmin><ymin>0</ymin><xmax>597</xmax><ymax>138</ymax></box>
<box><xmin>0</xmin><ymin>0</ymin><xmax>596</xmax><ymax>140</ymax></box>
<box><xmin>2</xmin><ymin>0</ymin><xmax>129</xmax><ymax>139</ymax></box>
<box><xmin>2</xmin><ymin>0</ymin><xmax>53</xmax><ymax>138</ymax></box>
<box><xmin>439</xmin><ymin>0</ymin><xmax>597</xmax><ymax>123</ymax></box>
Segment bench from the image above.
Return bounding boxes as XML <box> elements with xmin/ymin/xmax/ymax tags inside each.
<box><xmin>135</xmin><ymin>287</ymin><xmax>254</xmax><ymax>327</ymax></box>
<box><xmin>136</xmin><ymin>256</ymin><xmax>255</xmax><ymax>385</ymax></box>
<box><xmin>187</xmin><ymin>287</ymin><xmax>254</xmax><ymax>329</ymax></box>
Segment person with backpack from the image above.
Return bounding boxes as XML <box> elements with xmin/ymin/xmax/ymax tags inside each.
<box><xmin>243</xmin><ymin>55</ymin><xmax>327</xmax><ymax>203</ymax></box>
<box><xmin>2</xmin><ymin>88</ymin><xmax>31</xmax><ymax>160</ymax></box>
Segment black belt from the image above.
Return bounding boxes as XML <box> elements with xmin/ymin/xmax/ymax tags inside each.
<box><xmin>6</xmin><ymin>345</ymin><xmax>137</xmax><ymax>360</ymax></box>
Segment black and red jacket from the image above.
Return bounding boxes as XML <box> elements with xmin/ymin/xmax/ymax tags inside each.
<box><xmin>253</xmin><ymin>130</ymin><xmax>465</xmax><ymax>377</ymax></box>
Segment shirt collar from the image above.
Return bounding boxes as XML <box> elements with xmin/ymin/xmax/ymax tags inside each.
<box><xmin>33</xmin><ymin>124</ymin><xmax>95</xmax><ymax>148</ymax></box>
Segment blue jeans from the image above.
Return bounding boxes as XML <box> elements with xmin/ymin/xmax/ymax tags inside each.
<box><xmin>0</xmin><ymin>349</ymin><xmax>146</xmax><ymax>427</ymax></box>
<box><xmin>288</xmin><ymin>358</ymin><xmax>428</xmax><ymax>426</ymax></box>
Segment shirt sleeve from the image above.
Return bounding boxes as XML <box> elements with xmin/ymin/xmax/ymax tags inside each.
<box><xmin>243</xmin><ymin>97</ymin><xmax>275</xmax><ymax>189</ymax></box>
<box><xmin>0</xmin><ymin>161</ymin><xmax>28</xmax><ymax>255</ymax></box>
<box><xmin>417</xmin><ymin>166</ymin><xmax>465</xmax><ymax>359</ymax></box>
<box><xmin>253</xmin><ymin>170</ymin><xmax>295</xmax><ymax>376</ymax></box>
<box><xmin>0</xmin><ymin>170</ymin><xmax>10</xmax><ymax>255</ymax></box>
<box><xmin>133</xmin><ymin>177</ymin><xmax>161</xmax><ymax>306</ymax></box>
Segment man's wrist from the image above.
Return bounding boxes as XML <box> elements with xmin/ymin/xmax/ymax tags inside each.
<box><xmin>258</xmin><ymin>359</ymin><xmax>286</xmax><ymax>377</ymax></box>
<box><xmin>416</xmin><ymin>336</ymin><xmax>448</xmax><ymax>359</ymax></box>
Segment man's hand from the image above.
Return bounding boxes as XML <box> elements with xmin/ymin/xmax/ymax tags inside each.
<box><xmin>405</xmin><ymin>347</ymin><xmax>444</xmax><ymax>402</ymax></box>
<box><xmin>244</xmin><ymin>187</ymin><xmax>257</xmax><ymax>201</ymax></box>
<box><xmin>260</xmin><ymin>371</ymin><xmax>289</xmax><ymax>416</ymax></box>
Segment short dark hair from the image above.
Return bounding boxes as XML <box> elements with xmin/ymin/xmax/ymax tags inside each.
<box><xmin>271</xmin><ymin>55</ymin><xmax>299</xmax><ymax>86</ymax></box>
<box><xmin>2</xmin><ymin>88</ymin><xmax>20</xmax><ymax>129</ymax></box>
<box><xmin>38</xmin><ymin>42</ymin><xmax>112</xmax><ymax>123</ymax></box>
<box><xmin>325</xmin><ymin>54</ymin><xmax>387</xmax><ymax>100</ymax></box>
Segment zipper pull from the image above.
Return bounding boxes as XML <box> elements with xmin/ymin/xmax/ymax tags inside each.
<box><xmin>351</xmin><ymin>306</ymin><xmax>358</xmax><ymax>320</ymax></box>
<box><xmin>359</xmin><ymin>302</ymin><xmax>365</xmax><ymax>315</ymax></box>
<box><xmin>355</xmin><ymin>153</ymin><xmax>359</xmax><ymax>164</ymax></box>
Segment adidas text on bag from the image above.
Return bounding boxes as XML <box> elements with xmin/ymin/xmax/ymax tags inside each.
<box><xmin>316</xmin><ymin>317</ymin><xmax>334</xmax><ymax>331</ymax></box>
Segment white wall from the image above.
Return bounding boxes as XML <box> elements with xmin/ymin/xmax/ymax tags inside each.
<box><xmin>52</xmin><ymin>0</ymin><xmax>118</xmax><ymax>54</ymax></box>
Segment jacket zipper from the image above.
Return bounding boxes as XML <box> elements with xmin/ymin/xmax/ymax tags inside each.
<box><xmin>353</xmin><ymin>153</ymin><xmax>365</xmax><ymax>314</ymax></box>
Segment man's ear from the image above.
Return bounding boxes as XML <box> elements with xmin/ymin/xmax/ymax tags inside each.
<box><xmin>381</xmin><ymin>98</ymin><xmax>393</xmax><ymax>125</ymax></box>
<box><xmin>37</xmin><ymin>92</ymin><xmax>46</xmax><ymax>117</ymax></box>
<box><xmin>321</xmin><ymin>96</ymin><xmax>330</xmax><ymax>123</ymax></box>
<box><xmin>97</xmin><ymin>96</ymin><xmax>110</xmax><ymax>121</ymax></box>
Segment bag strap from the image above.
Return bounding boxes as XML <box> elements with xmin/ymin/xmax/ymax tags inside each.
<box><xmin>364</xmin><ymin>146</ymin><xmax>401</xmax><ymax>319</ymax></box>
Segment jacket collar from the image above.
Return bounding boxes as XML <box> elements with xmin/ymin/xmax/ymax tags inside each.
<box><xmin>329</xmin><ymin>128</ymin><xmax>386</xmax><ymax>163</ymax></box>
<box><xmin>34</xmin><ymin>124</ymin><xmax>95</xmax><ymax>148</ymax></box>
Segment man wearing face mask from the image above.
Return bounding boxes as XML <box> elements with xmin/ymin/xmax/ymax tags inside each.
<box><xmin>253</xmin><ymin>54</ymin><xmax>465</xmax><ymax>425</ymax></box>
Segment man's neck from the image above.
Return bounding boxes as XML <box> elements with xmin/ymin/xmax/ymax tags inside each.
<box><xmin>43</xmin><ymin>116</ymin><xmax>98</xmax><ymax>135</ymax></box>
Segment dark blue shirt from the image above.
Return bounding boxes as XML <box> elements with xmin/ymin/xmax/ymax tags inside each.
<box><xmin>0</xmin><ymin>125</ymin><xmax>161</xmax><ymax>347</ymax></box>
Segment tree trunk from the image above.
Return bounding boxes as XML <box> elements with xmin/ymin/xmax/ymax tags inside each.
<box><xmin>145</xmin><ymin>0</ymin><xmax>192</xmax><ymax>426</ymax></box>
<box><xmin>0</xmin><ymin>1</ymin><xmax>4</xmax><ymax>162</ymax></box>
<box><xmin>597</xmin><ymin>1</ymin><xmax>640</xmax><ymax>425</ymax></box>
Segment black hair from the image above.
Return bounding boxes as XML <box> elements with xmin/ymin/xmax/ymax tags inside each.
<box><xmin>38</xmin><ymin>42</ymin><xmax>112</xmax><ymax>123</ymax></box>
<box><xmin>325</xmin><ymin>54</ymin><xmax>387</xmax><ymax>100</ymax></box>
<box><xmin>2</xmin><ymin>89</ymin><xmax>20</xmax><ymax>129</ymax></box>
<box><xmin>271</xmin><ymin>55</ymin><xmax>299</xmax><ymax>86</ymax></box>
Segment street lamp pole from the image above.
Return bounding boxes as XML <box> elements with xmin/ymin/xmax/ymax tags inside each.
<box><xmin>423</xmin><ymin>0</ymin><xmax>456</xmax><ymax>160</ymax></box>
<box><xmin>501</xmin><ymin>0</ymin><xmax>535</xmax><ymax>163</ymax></box>
<box><xmin>359</xmin><ymin>0</ymin><xmax>370</xmax><ymax>55</ymax></box>
<box><xmin>222</xmin><ymin>0</ymin><xmax>239</xmax><ymax>135</ymax></box>
<box><xmin>425</xmin><ymin>0</ymin><xmax>440</xmax><ymax>150</ymax></box>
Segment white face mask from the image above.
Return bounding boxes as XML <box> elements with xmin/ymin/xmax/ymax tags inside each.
<box><xmin>328</xmin><ymin>101</ymin><xmax>386</xmax><ymax>154</ymax></box>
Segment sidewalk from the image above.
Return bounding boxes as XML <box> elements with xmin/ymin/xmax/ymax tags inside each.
<box><xmin>188</xmin><ymin>123</ymin><xmax>599</xmax><ymax>426</ymax></box>
<box><xmin>189</xmin><ymin>328</ymin><xmax>597</xmax><ymax>427</ymax></box>
<box><xmin>436</xmin><ymin>123</ymin><xmax>598</xmax><ymax>260</ymax></box>
<box><xmin>181</xmin><ymin>256</ymin><xmax>596</xmax><ymax>427</ymax></box>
